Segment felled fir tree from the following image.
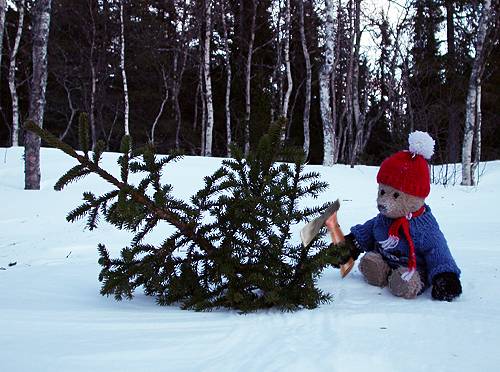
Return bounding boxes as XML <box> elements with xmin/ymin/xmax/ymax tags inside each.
<box><xmin>25</xmin><ymin>115</ymin><xmax>339</xmax><ymax>312</ymax></box>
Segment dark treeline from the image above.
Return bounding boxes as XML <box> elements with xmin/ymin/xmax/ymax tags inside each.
<box><xmin>0</xmin><ymin>0</ymin><xmax>499</xmax><ymax>175</ymax></box>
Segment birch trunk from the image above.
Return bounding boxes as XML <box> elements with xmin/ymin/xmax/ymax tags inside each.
<box><xmin>9</xmin><ymin>0</ymin><xmax>24</xmax><ymax>146</ymax></box>
<box><xmin>471</xmin><ymin>84</ymin><xmax>482</xmax><ymax>182</ymax></box>
<box><xmin>462</xmin><ymin>0</ymin><xmax>491</xmax><ymax>186</ymax></box>
<box><xmin>298</xmin><ymin>0</ymin><xmax>311</xmax><ymax>158</ymax></box>
<box><xmin>150</xmin><ymin>69</ymin><xmax>168</xmax><ymax>145</ymax></box>
<box><xmin>320</xmin><ymin>0</ymin><xmax>336</xmax><ymax>166</ymax></box>
<box><xmin>174</xmin><ymin>4</ymin><xmax>188</xmax><ymax>150</ymax></box>
<box><xmin>59</xmin><ymin>80</ymin><xmax>77</xmax><ymax>140</ymax></box>
<box><xmin>25</xmin><ymin>0</ymin><xmax>52</xmax><ymax>190</ymax></box>
<box><xmin>244</xmin><ymin>0</ymin><xmax>258</xmax><ymax>156</ymax></box>
<box><xmin>0</xmin><ymin>0</ymin><xmax>7</xmax><ymax>78</ymax></box>
<box><xmin>221</xmin><ymin>1</ymin><xmax>232</xmax><ymax>156</ymax></box>
<box><xmin>203</xmin><ymin>0</ymin><xmax>214</xmax><ymax>156</ymax></box>
<box><xmin>120</xmin><ymin>0</ymin><xmax>129</xmax><ymax>137</ymax></box>
<box><xmin>88</xmin><ymin>2</ymin><xmax>97</xmax><ymax>149</ymax></box>
<box><xmin>350</xmin><ymin>0</ymin><xmax>363</xmax><ymax>167</ymax></box>
<box><xmin>281</xmin><ymin>0</ymin><xmax>292</xmax><ymax>142</ymax></box>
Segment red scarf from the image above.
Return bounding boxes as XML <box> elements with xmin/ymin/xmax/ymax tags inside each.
<box><xmin>379</xmin><ymin>206</ymin><xmax>425</xmax><ymax>281</ymax></box>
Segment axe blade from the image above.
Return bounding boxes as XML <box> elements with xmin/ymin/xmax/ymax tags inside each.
<box><xmin>300</xmin><ymin>199</ymin><xmax>340</xmax><ymax>247</ymax></box>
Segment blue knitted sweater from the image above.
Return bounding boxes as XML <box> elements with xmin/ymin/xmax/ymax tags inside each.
<box><xmin>350</xmin><ymin>205</ymin><xmax>461</xmax><ymax>284</ymax></box>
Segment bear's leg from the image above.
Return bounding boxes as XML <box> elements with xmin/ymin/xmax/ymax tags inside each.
<box><xmin>358</xmin><ymin>252</ymin><xmax>391</xmax><ymax>287</ymax></box>
<box><xmin>388</xmin><ymin>267</ymin><xmax>423</xmax><ymax>299</ymax></box>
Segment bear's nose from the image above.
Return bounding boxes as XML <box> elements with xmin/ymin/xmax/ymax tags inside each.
<box><xmin>377</xmin><ymin>204</ymin><xmax>387</xmax><ymax>213</ymax></box>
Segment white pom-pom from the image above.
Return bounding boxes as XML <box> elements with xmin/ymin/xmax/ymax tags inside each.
<box><xmin>408</xmin><ymin>131</ymin><xmax>435</xmax><ymax>160</ymax></box>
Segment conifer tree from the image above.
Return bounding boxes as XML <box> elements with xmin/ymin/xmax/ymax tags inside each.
<box><xmin>25</xmin><ymin>116</ymin><xmax>342</xmax><ymax>312</ymax></box>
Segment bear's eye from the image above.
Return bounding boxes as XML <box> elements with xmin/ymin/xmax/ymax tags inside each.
<box><xmin>380</xmin><ymin>189</ymin><xmax>385</xmax><ymax>196</ymax></box>
<box><xmin>393</xmin><ymin>192</ymin><xmax>400</xmax><ymax>199</ymax></box>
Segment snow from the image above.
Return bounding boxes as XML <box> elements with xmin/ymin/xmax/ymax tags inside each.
<box><xmin>1</xmin><ymin>146</ymin><xmax>500</xmax><ymax>372</ymax></box>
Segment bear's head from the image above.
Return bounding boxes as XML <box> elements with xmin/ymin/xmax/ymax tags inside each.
<box><xmin>377</xmin><ymin>184</ymin><xmax>425</xmax><ymax>219</ymax></box>
<box><xmin>375</xmin><ymin>131</ymin><xmax>435</xmax><ymax>219</ymax></box>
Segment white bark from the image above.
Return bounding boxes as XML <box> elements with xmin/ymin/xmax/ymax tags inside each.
<box><xmin>298</xmin><ymin>0</ymin><xmax>311</xmax><ymax>159</ymax></box>
<box><xmin>281</xmin><ymin>0</ymin><xmax>293</xmax><ymax>134</ymax></box>
<box><xmin>244</xmin><ymin>0</ymin><xmax>258</xmax><ymax>156</ymax></box>
<box><xmin>221</xmin><ymin>1</ymin><xmax>232</xmax><ymax>157</ymax></box>
<box><xmin>59</xmin><ymin>80</ymin><xmax>77</xmax><ymax>140</ymax></box>
<box><xmin>350</xmin><ymin>0</ymin><xmax>363</xmax><ymax>166</ymax></box>
<box><xmin>471</xmin><ymin>84</ymin><xmax>482</xmax><ymax>181</ymax></box>
<box><xmin>462</xmin><ymin>0</ymin><xmax>491</xmax><ymax>186</ymax></box>
<box><xmin>150</xmin><ymin>69</ymin><xmax>169</xmax><ymax>146</ymax></box>
<box><xmin>88</xmin><ymin>1</ymin><xmax>97</xmax><ymax>149</ymax></box>
<box><xmin>174</xmin><ymin>4</ymin><xmax>188</xmax><ymax>151</ymax></box>
<box><xmin>203</xmin><ymin>0</ymin><xmax>214</xmax><ymax>157</ymax></box>
<box><xmin>25</xmin><ymin>0</ymin><xmax>52</xmax><ymax>190</ymax></box>
<box><xmin>120</xmin><ymin>0</ymin><xmax>129</xmax><ymax>137</ymax></box>
<box><xmin>0</xmin><ymin>0</ymin><xmax>7</xmax><ymax>77</ymax></box>
<box><xmin>320</xmin><ymin>0</ymin><xmax>336</xmax><ymax>166</ymax></box>
<box><xmin>9</xmin><ymin>0</ymin><xmax>24</xmax><ymax>146</ymax></box>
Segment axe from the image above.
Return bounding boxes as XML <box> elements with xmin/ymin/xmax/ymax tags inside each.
<box><xmin>300</xmin><ymin>199</ymin><xmax>354</xmax><ymax>278</ymax></box>
<box><xmin>300</xmin><ymin>199</ymin><xmax>340</xmax><ymax>248</ymax></box>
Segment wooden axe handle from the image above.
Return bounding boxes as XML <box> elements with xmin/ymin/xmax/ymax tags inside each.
<box><xmin>327</xmin><ymin>212</ymin><xmax>354</xmax><ymax>278</ymax></box>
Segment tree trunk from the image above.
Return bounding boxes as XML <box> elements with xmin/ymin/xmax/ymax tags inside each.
<box><xmin>150</xmin><ymin>69</ymin><xmax>168</xmax><ymax>146</ymax></box>
<box><xmin>9</xmin><ymin>0</ymin><xmax>24</xmax><ymax>147</ymax></box>
<box><xmin>319</xmin><ymin>0</ymin><xmax>336</xmax><ymax>166</ymax></box>
<box><xmin>244</xmin><ymin>0</ymin><xmax>258</xmax><ymax>156</ymax></box>
<box><xmin>89</xmin><ymin>2</ymin><xmax>97</xmax><ymax>150</ymax></box>
<box><xmin>0</xmin><ymin>0</ymin><xmax>7</xmax><ymax>80</ymax></box>
<box><xmin>221</xmin><ymin>0</ymin><xmax>232</xmax><ymax>157</ymax></box>
<box><xmin>462</xmin><ymin>0</ymin><xmax>491</xmax><ymax>186</ymax></box>
<box><xmin>298</xmin><ymin>0</ymin><xmax>311</xmax><ymax>159</ymax></box>
<box><xmin>25</xmin><ymin>0</ymin><xmax>52</xmax><ymax>190</ymax></box>
<box><xmin>445</xmin><ymin>0</ymin><xmax>460</xmax><ymax>163</ymax></box>
<box><xmin>350</xmin><ymin>0</ymin><xmax>363</xmax><ymax>167</ymax></box>
<box><xmin>120</xmin><ymin>0</ymin><xmax>129</xmax><ymax>137</ymax></box>
<box><xmin>281</xmin><ymin>0</ymin><xmax>292</xmax><ymax>142</ymax></box>
<box><xmin>203</xmin><ymin>0</ymin><xmax>214</xmax><ymax>156</ymax></box>
<box><xmin>59</xmin><ymin>80</ymin><xmax>77</xmax><ymax>141</ymax></box>
<box><xmin>471</xmin><ymin>84</ymin><xmax>482</xmax><ymax>182</ymax></box>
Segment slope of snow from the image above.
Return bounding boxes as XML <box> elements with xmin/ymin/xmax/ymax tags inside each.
<box><xmin>1</xmin><ymin>147</ymin><xmax>499</xmax><ymax>372</ymax></box>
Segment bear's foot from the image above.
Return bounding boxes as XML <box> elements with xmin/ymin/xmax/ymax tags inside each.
<box><xmin>358</xmin><ymin>252</ymin><xmax>390</xmax><ymax>287</ymax></box>
<box><xmin>388</xmin><ymin>267</ymin><xmax>423</xmax><ymax>299</ymax></box>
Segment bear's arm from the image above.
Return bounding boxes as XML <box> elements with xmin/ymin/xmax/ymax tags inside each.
<box><xmin>422</xmin><ymin>227</ymin><xmax>461</xmax><ymax>284</ymax></box>
<box><xmin>349</xmin><ymin>216</ymin><xmax>378</xmax><ymax>252</ymax></box>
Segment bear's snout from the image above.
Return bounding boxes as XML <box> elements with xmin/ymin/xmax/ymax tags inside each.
<box><xmin>377</xmin><ymin>204</ymin><xmax>387</xmax><ymax>214</ymax></box>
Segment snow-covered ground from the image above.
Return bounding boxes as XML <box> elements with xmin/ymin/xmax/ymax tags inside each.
<box><xmin>1</xmin><ymin>147</ymin><xmax>499</xmax><ymax>372</ymax></box>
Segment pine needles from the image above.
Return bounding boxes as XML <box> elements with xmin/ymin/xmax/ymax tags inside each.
<box><xmin>25</xmin><ymin>115</ymin><xmax>336</xmax><ymax>312</ymax></box>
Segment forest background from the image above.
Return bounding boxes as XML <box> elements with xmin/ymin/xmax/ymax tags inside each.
<box><xmin>0</xmin><ymin>0</ymin><xmax>498</xmax><ymax>185</ymax></box>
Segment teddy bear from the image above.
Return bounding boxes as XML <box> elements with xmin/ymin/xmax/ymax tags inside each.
<box><xmin>324</xmin><ymin>131</ymin><xmax>462</xmax><ymax>301</ymax></box>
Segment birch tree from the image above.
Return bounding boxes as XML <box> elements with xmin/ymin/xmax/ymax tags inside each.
<box><xmin>150</xmin><ymin>68</ymin><xmax>168</xmax><ymax>146</ymax></box>
<box><xmin>462</xmin><ymin>0</ymin><xmax>492</xmax><ymax>186</ymax></box>
<box><xmin>120</xmin><ymin>0</ymin><xmax>129</xmax><ymax>137</ymax></box>
<box><xmin>88</xmin><ymin>0</ymin><xmax>98</xmax><ymax>149</ymax></box>
<box><xmin>221</xmin><ymin>0</ymin><xmax>232</xmax><ymax>156</ymax></box>
<box><xmin>202</xmin><ymin>0</ymin><xmax>214</xmax><ymax>156</ymax></box>
<box><xmin>298</xmin><ymin>0</ymin><xmax>311</xmax><ymax>159</ymax></box>
<box><xmin>0</xmin><ymin>0</ymin><xmax>7</xmax><ymax>75</ymax></box>
<box><xmin>281</xmin><ymin>0</ymin><xmax>292</xmax><ymax>121</ymax></box>
<box><xmin>319</xmin><ymin>0</ymin><xmax>336</xmax><ymax>166</ymax></box>
<box><xmin>8</xmin><ymin>0</ymin><xmax>24</xmax><ymax>146</ymax></box>
<box><xmin>25</xmin><ymin>0</ymin><xmax>52</xmax><ymax>190</ymax></box>
<box><xmin>244</xmin><ymin>0</ymin><xmax>258</xmax><ymax>156</ymax></box>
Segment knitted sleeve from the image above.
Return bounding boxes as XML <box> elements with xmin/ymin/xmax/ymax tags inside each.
<box><xmin>422</xmin><ymin>225</ymin><xmax>461</xmax><ymax>283</ymax></box>
<box><xmin>349</xmin><ymin>216</ymin><xmax>378</xmax><ymax>252</ymax></box>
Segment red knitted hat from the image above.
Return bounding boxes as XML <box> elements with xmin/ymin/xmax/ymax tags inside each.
<box><xmin>376</xmin><ymin>131</ymin><xmax>435</xmax><ymax>198</ymax></box>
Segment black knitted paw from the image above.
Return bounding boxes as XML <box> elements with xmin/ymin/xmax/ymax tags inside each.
<box><xmin>431</xmin><ymin>272</ymin><xmax>462</xmax><ymax>301</ymax></box>
<box><xmin>328</xmin><ymin>234</ymin><xmax>360</xmax><ymax>268</ymax></box>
